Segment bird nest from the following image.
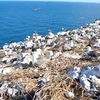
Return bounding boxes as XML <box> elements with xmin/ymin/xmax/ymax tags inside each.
<box><xmin>34</xmin><ymin>75</ymin><xmax>87</xmax><ymax>100</ymax></box>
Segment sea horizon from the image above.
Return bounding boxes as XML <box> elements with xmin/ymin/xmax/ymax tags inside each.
<box><xmin>0</xmin><ymin>1</ymin><xmax>100</xmax><ymax>3</ymax></box>
<box><xmin>0</xmin><ymin>0</ymin><xmax>100</xmax><ymax>3</ymax></box>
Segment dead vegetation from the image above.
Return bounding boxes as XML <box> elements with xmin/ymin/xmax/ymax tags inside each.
<box><xmin>0</xmin><ymin>34</ymin><xmax>100</xmax><ymax>100</ymax></box>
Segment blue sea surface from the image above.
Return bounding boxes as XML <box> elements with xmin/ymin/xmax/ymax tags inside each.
<box><xmin>0</xmin><ymin>1</ymin><xmax>100</xmax><ymax>47</ymax></box>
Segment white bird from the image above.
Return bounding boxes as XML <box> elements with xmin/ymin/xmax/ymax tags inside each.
<box><xmin>26</xmin><ymin>40</ymin><xmax>33</xmax><ymax>49</ymax></box>
<box><xmin>36</xmin><ymin>48</ymin><xmax>42</xmax><ymax>56</ymax></box>
<box><xmin>73</xmin><ymin>66</ymin><xmax>81</xmax><ymax>72</ymax></box>
<box><xmin>0</xmin><ymin>81</ymin><xmax>11</xmax><ymax>91</ymax></box>
<box><xmin>94</xmin><ymin>39</ymin><xmax>100</xmax><ymax>47</ymax></box>
<box><xmin>8</xmin><ymin>49</ymin><xmax>13</xmax><ymax>56</ymax></box>
<box><xmin>57</xmin><ymin>31</ymin><xmax>67</xmax><ymax>36</ymax></box>
<box><xmin>42</xmin><ymin>78</ymin><xmax>50</xmax><ymax>83</ymax></box>
<box><xmin>89</xmin><ymin>75</ymin><xmax>100</xmax><ymax>83</ymax></box>
<box><xmin>32</xmin><ymin>48</ymin><xmax>39</xmax><ymax>65</ymax></box>
<box><xmin>48</xmin><ymin>50</ymin><xmax>53</xmax><ymax>57</ymax></box>
<box><xmin>79</xmin><ymin>75</ymin><xmax>91</xmax><ymax>90</ymax></box>
<box><xmin>86</xmin><ymin>45</ymin><xmax>100</xmax><ymax>58</ymax></box>
<box><xmin>22</xmin><ymin>56</ymin><xmax>32</xmax><ymax>65</ymax></box>
<box><xmin>7</xmin><ymin>88</ymin><xmax>18</xmax><ymax>96</ymax></box>
<box><xmin>89</xmin><ymin>75</ymin><xmax>100</xmax><ymax>89</ymax></box>
<box><xmin>68</xmin><ymin>71</ymin><xmax>79</xmax><ymax>80</ymax></box>
<box><xmin>26</xmin><ymin>35</ymin><xmax>31</xmax><ymax>41</ymax></box>
<box><xmin>48</xmin><ymin>32</ymin><xmax>55</xmax><ymax>39</ymax></box>
<box><xmin>69</xmin><ymin>39</ymin><xmax>74</xmax><ymax>48</ymax></box>
<box><xmin>3</xmin><ymin>44</ymin><xmax>9</xmax><ymax>50</ymax></box>
<box><xmin>73</xmin><ymin>34</ymin><xmax>79</xmax><ymax>40</ymax></box>
<box><xmin>68</xmin><ymin>67</ymin><xmax>80</xmax><ymax>80</ymax></box>
<box><xmin>65</xmin><ymin>92</ymin><xmax>74</xmax><ymax>98</ymax></box>
<box><xmin>2</xmin><ymin>57</ymin><xmax>10</xmax><ymax>63</ymax></box>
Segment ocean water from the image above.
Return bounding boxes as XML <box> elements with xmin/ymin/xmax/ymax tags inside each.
<box><xmin>0</xmin><ymin>1</ymin><xmax>100</xmax><ymax>47</ymax></box>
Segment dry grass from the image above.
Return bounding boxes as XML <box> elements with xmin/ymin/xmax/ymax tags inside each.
<box><xmin>34</xmin><ymin>74</ymin><xmax>86</xmax><ymax>100</ymax></box>
<box><xmin>0</xmin><ymin>36</ymin><xmax>100</xmax><ymax>100</ymax></box>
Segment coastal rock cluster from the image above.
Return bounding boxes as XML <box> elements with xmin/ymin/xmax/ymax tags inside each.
<box><xmin>0</xmin><ymin>20</ymin><xmax>100</xmax><ymax>100</ymax></box>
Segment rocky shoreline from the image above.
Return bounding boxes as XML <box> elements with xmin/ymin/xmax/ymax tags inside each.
<box><xmin>0</xmin><ymin>20</ymin><xmax>100</xmax><ymax>100</ymax></box>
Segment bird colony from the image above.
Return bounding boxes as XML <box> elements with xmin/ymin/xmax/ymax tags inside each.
<box><xmin>0</xmin><ymin>20</ymin><xmax>100</xmax><ymax>100</ymax></box>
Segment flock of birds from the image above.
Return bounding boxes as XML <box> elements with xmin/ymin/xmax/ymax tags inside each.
<box><xmin>2</xmin><ymin>20</ymin><xmax>100</xmax><ymax>65</ymax></box>
<box><xmin>0</xmin><ymin>19</ymin><xmax>100</xmax><ymax>99</ymax></box>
